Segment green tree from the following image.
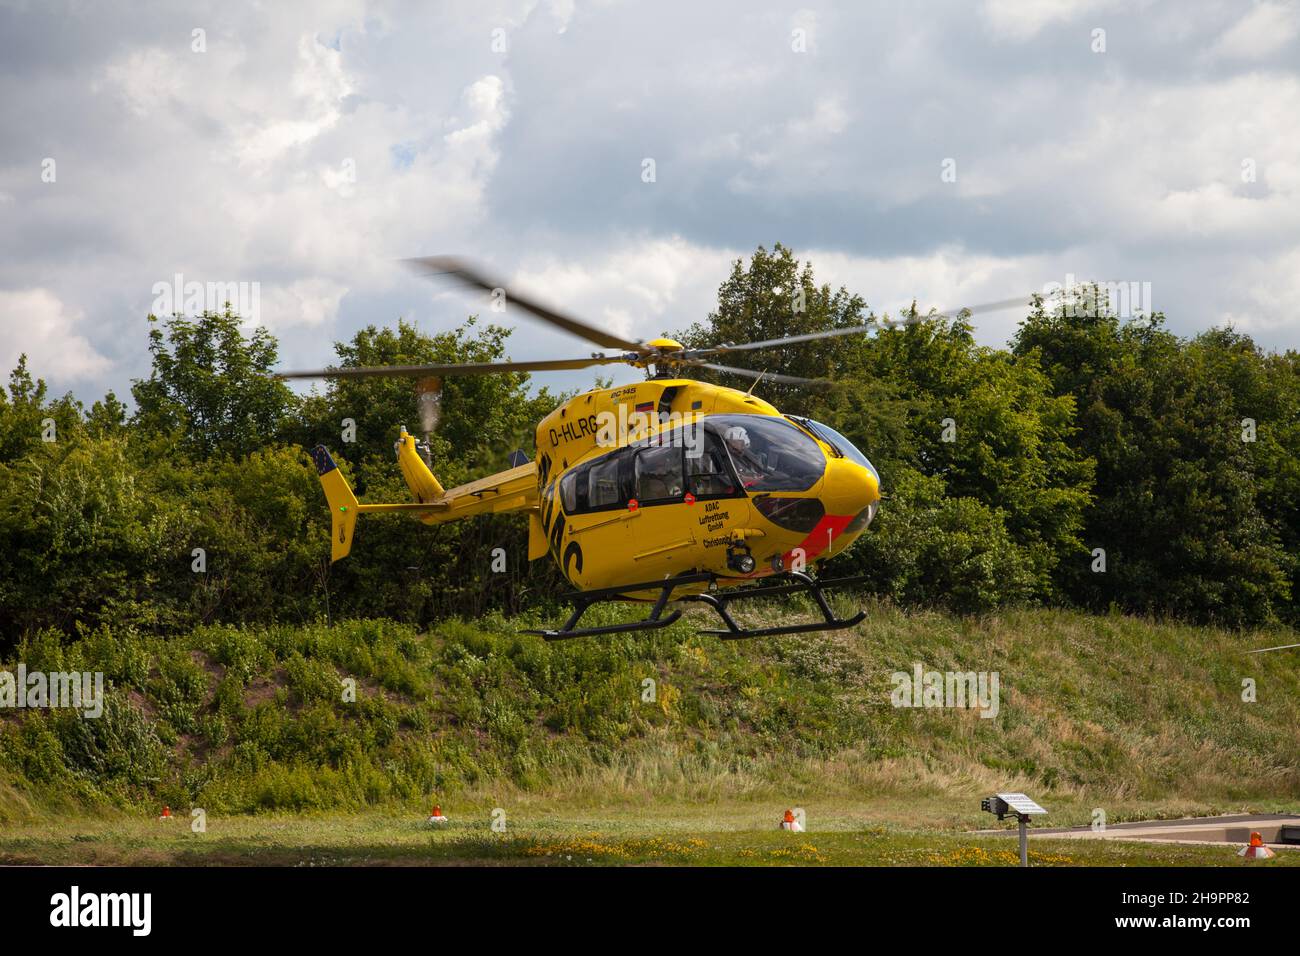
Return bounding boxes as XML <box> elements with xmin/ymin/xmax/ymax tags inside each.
<box><xmin>849</xmin><ymin>468</ymin><xmax>1038</xmax><ymax>611</ymax></box>
<box><xmin>86</xmin><ymin>391</ymin><xmax>128</xmax><ymax>439</ymax></box>
<box><xmin>289</xmin><ymin>317</ymin><xmax>555</xmax><ymax>485</ymax></box>
<box><xmin>131</xmin><ymin>308</ymin><xmax>295</xmax><ymax>459</ymax></box>
<box><xmin>677</xmin><ymin>243</ymin><xmax>871</xmax><ymax>414</ymax></box>
<box><xmin>826</xmin><ymin>314</ymin><xmax>1092</xmax><ymax>600</ymax></box>
<box><xmin>0</xmin><ymin>356</ymin><xmax>83</xmax><ymax>463</ymax></box>
<box><xmin>1013</xmin><ymin>289</ymin><xmax>1292</xmax><ymax>625</ymax></box>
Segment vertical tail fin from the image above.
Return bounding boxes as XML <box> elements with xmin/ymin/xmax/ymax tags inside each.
<box><xmin>527</xmin><ymin>512</ymin><xmax>550</xmax><ymax>561</ymax></box>
<box><xmin>311</xmin><ymin>445</ymin><xmax>359</xmax><ymax>562</ymax></box>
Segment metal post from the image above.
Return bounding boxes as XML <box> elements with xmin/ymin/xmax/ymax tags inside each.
<box><xmin>1019</xmin><ymin>814</ymin><xmax>1028</xmax><ymax>867</ymax></box>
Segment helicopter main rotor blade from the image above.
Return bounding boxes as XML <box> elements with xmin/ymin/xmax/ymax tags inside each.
<box><xmin>694</xmin><ymin>361</ymin><xmax>829</xmax><ymax>387</ymax></box>
<box><xmin>406</xmin><ymin>255</ymin><xmax>646</xmax><ymax>353</ymax></box>
<box><xmin>691</xmin><ymin>295</ymin><xmax>1035</xmax><ymax>356</ymax></box>
<box><xmin>276</xmin><ymin>354</ymin><xmax>632</xmax><ymax>380</ymax></box>
<box><xmin>1247</xmin><ymin>642</ymin><xmax>1300</xmax><ymax>654</ymax></box>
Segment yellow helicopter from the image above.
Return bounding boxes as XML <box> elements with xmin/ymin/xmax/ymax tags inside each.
<box><xmin>280</xmin><ymin>257</ymin><xmax>1028</xmax><ymax>639</ymax></box>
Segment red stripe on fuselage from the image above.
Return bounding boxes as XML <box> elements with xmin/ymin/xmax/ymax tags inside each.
<box><xmin>784</xmin><ymin>514</ymin><xmax>853</xmax><ymax>566</ymax></box>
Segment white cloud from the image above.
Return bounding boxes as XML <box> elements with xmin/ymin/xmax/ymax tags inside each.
<box><xmin>981</xmin><ymin>0</ymin><xmax>1117</xmax><ymax>41</ymax></box>
<box><xmin>235</xmin><ymin>36</ymin><xmax>355</xmax><ymax>169</ymax></box>
<box><xmin>261</xmin><ymin>278</ymin><xmax>350</xmax><ymax>330</ymax></box>
<box><xmin>0</xmin><ymin>289</ymin><xmax>111</xmax><ymax>381</ymax></box>
<box><xmin>548</xmin><ymin>0</ymin><xmax>577</xmax><ymax>34</ymax></box>
<box><xmin>1212</xmin><ymin>1</ymin><xmax>1300</xmax><ymax>60</ymax></box>
<box><xmin>445</xmin><ymin>75</ymin><xmax>510</xmax><ymax>151</ymax></box>
<box><xmin>1220</xmin><ymin>244</ymin><xmax>1300</xmax><ymax>333</ymax></box>
<box><xmin>97</xmin><ymin>47</ymin><xmax>186</xmax><ymax>117</ymax></box>
<box><xmin>788</xmin><ymin>98</ymin><xmax>849</xmax><ymax>138</ymax></box>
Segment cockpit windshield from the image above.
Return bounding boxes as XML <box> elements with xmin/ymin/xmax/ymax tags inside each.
<box><xmin>709</xmin><ymin>414</ymin><xmax>825</xmax><ymax>492</ymax></box>
<box><xmin>805</xmin><ymin>419</ymin><xmax>880</xmax><ymax>487</ymax></box>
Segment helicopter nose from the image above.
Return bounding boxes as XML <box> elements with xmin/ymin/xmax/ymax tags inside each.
<box><xmin>832</xmin><ymin>461</ymin><xmax>880</xmax><ymax>534</ymax></box>
<box><xmin>773</xmin><ymin>460</ymin><xmax>881</xmax><ymax>568</ymax></box>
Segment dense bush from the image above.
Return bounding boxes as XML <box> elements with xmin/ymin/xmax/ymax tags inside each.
<box><xmin>843</xmin><ymin>469</ymin><xmax>1037</xmax><ymax>611</ymax></box>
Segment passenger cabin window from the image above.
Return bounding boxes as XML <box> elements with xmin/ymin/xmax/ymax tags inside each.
<box><xmin>587</xmin><ymin>453</ymin><xmax>626</xmax><ymax>509</ymax></box>
<box><xmin>558</xmin><ymin>424</ymin><xmax>767</xmax><ymax>515</ymax></box>
<box><xmin>558</xmin><ymin>446</ymin><xmax>633</xmax><ymax>514</ymax></box>
<box><xmin>634</xmin><ymin>445</ymin><xmax>683</xmax><ymax>502</ymax></box>
<box><xmin>560</xmin><ymin>470</ymin><xmax>578</xmax><ymax>513</ymax></box>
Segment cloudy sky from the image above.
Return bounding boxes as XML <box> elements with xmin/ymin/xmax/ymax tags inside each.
<box><xmin>2</xmin><ymin>0</ymin><xmax>1298</xmax><ymax>403</ymax></box>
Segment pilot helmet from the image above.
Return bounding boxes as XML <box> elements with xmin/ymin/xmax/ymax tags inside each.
<box><xmin>723</xmin><ymin>425</ymin><xmax>750</xmax><ymax>452</ymax></box>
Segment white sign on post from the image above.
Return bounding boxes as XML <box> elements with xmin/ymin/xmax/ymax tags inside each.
<box><xmin>998</xmin><ymin>793</ymin><xmax>1048</xmax><ymax>815</ymax></box>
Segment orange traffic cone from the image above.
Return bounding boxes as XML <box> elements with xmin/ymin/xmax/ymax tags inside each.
<box><xmin>427</xmin><ymin>804</ymin><xmax>449</xmax><ymax>825</ymax></box>
<box><xmin>1237</xmin><ymin>831</ymin><xmax>1276</xmax><ymax>859</ymax></box>
<box><xmin>158</xmin><ymin>805</ymin><xmax>173</xmax><ymax>821</ymax></box>
<box><xmin>780</xmin><ymin>809</ymin><xmax>803</xmax><ymax>832</ymax></box>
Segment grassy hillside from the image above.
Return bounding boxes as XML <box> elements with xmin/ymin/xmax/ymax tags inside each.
<box><xmin>3</xmin><ymin>597</ymin><xmax>1299</xmax><ymax>833</ymax></box>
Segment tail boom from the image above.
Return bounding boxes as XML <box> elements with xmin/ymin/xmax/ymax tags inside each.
<box><xmin>310</xmin><ymin>436</ymin><xmax>539</xmax><ymax>563</ymax></box>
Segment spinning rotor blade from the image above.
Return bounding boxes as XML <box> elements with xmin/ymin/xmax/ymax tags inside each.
<box><xmin>694</xmin><ymin>362</ymin><xmax>829</xmax><ymax>387</ymax></box>
<box><xmin>691</xmin><ymin>295</ymin><xmax>1034</xmax><ymax>356</ymax></box>
<box><xmin>276</xmin><ymin>354</ymin><xmax>631</xmax><ymax>380</ymax></box>
<box><xmin>406</xmin><ymin>255</ymin><xmax>645</xmax><ymax>353</ymax></box>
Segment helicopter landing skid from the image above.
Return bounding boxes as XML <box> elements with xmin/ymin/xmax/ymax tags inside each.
<box><xmin>687</xmin><ymin>571</ymin><xmax>869</xmax><ymax>639</ymax></box>
<box><xmin>526</xmin><ymin>570</ymin><xmax>867</xmax><ymax>641</ymax></box>
<box><xmin>524</xmin><ymin>572</ymin><xmax>714</xmax><ymax>641</ymax></box>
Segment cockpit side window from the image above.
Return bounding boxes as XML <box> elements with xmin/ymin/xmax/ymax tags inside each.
<box><xmin>685</xmin><ymin>429</ymin><xmax>742</xmax><ymax>499</ymax></box>
<box><xmin>710</xmin><ymin>414</ymin><xmax>826</xmax><ymax>492</ymax></box>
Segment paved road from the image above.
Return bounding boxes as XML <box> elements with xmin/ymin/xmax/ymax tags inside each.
<box><xmin>978</xmin><ymin>813</ymin><xmax>1300</xmax><ymax>848</ymax></box>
